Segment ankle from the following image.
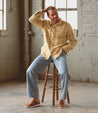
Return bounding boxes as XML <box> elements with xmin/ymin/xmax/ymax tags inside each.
<box><xmin>33</xmin><ymin>98</ymin><xmax>40</xmax><ymax>102</ymax></box>
<box><xmin>59</xmin><ymin>98</ymin><xmax>64</xmax><ymax>101</ymax></box>
<box><xmin>59</xmin><ymin>99</ymin><xmax>65</xmax><ymax>103</ymax></box>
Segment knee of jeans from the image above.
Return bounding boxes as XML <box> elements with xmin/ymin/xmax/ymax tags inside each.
<box><xmin>59</xmin><ymin>70</ymin><xmax>67</xmax><ymax>76</ymax></box>
<box><xmin>26</xmin><ymin>68</ymin><xmax>35</xmax><ymax>77</ymax></box>
<box><xmin>60</xmin><ymin>71</ymin><xmax>70</xmax><ymax>80</ymax></box>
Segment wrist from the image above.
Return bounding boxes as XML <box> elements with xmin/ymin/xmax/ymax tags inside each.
<box><xmin>62</xmin><ymin>48</ymin><xmax>65</xmax><ymax>53</ymax></box>
<box><xmin>42</xmin><ymin>9</ymin><xmax>46</xmax><ymax>12</ymax></box>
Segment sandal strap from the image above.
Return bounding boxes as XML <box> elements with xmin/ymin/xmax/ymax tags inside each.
<box><xmin>26</xmin><ymin>99</ymin><xmax>40</xmax><ymax>107</ymax></box>
<box><xmin>59</xmin><ymin>100</ymin><xmax>65</xmax><ymax>107</ymax></box>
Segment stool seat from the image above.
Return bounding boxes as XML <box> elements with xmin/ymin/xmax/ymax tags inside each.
<box><xmin>41</xmin><ymin>62</ymin><xmax>70</xmax><ymax>105</ymax></box>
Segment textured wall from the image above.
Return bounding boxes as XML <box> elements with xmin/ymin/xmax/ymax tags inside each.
<box><xmin>0</xmin><ymin>0</ymin><xmax>21</xmax><ymax>81</ymax></box>
<box><xmin>67</xmin><ymin>0</ymin><xmax>98</xmax><ymax>82</ymax></box>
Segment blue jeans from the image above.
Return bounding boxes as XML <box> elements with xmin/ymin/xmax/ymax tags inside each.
<box><xmin>26</xmin><ymin>52</ymin><xmax>70</xmax><ymax>100</ymax></box>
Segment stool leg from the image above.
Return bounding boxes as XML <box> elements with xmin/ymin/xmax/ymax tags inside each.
<box><xmin>56</xmin><ymin>67</ymin><xmax>59</xmax><ymax>101</ymax></box>
<box><xmin>67</xmin><ymin>90</ymin><xmax>70</xmax><ymax>103</ymax></box>
<box><xmin>41</xmin><ymin>65</ymin><xmax>50</xmax><ymax>103</ymax></box>
<box><xmin>53</xmin><ymin>64</ymin><xmax>56</xmax><ymax>105</ymax></box>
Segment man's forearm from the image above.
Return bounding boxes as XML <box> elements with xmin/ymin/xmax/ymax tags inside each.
<box><xmin>29</xmin><ymin>10</ymin><xmax>44</xmax><ymax>23</ymax></box>
<box><xmin>28</xmin><ymin>10</ymin><xmax>45</xmax><ymax>29</ymax></box>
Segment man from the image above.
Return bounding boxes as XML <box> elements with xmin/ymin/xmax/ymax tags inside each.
<box><xmin>26</xmin><ymin>6</ymin><xmax>77</xmax><ymax>108</ymax></box>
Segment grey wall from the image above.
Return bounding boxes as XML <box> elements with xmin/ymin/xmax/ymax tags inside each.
<box><xmin>0</xmin><ymin>0</ymin><xmax>22</xmax><ymax>81</ymax></box>
<box><xmin>30</xmin><ymin>0</ymin><xmax>98</xmax><ymax>82</ymax></box>
<box><xmin>67</xmin><ymin>0</ymin><xmax>98</xmax><ymax>82</ymax></box>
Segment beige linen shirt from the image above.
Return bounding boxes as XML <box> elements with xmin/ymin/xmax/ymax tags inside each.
<box><xmin>29</xmin><ymin>10</ymin><xmax>77</xmax><ymax>59</ymax></box>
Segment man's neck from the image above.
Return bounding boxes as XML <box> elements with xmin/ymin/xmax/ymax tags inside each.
<box><xmin>51</xmin><ymin>19</ymin><xmax>59</xmax><ymax>25</ymax></box>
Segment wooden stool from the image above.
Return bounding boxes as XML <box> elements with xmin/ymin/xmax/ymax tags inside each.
<box><xmin>41</xmin><ymin>62</ymin><xmax>70</xmax><ymax>105</ymax></box>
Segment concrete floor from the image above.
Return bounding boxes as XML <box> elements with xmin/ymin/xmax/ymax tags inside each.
<box><xmin>0</xmin><ymin>80</ymin><xmax>98</xmax><ymax>113</ymax></box>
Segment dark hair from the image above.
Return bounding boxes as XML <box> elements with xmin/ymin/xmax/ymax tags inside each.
<box><xmin>47</xmin><ymin>6</ymin><xmax>57</xmax><ymax>15</ymax></box>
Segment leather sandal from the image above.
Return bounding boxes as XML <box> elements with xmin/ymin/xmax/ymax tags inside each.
<box><xmin>25</xmin><ymin>100</ymin><xmax>40</xmax><ymax>108</ymax></box>
<box><xmin>58</xmin><ymin>99</ymin><xmax>65</xmax><ymax>108</ymax></box>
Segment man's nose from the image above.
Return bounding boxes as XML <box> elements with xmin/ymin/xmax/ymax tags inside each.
<box><xmin>54</xmin><ymin>15</ymin><xmax>57</xmax><ymax>18</ymax></box>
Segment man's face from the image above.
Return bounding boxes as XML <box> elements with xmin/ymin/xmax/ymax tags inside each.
<box><xmin>48</xmin><ymin>9</ymin><xmax>59</xmax><ymax>23</ymax></box>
